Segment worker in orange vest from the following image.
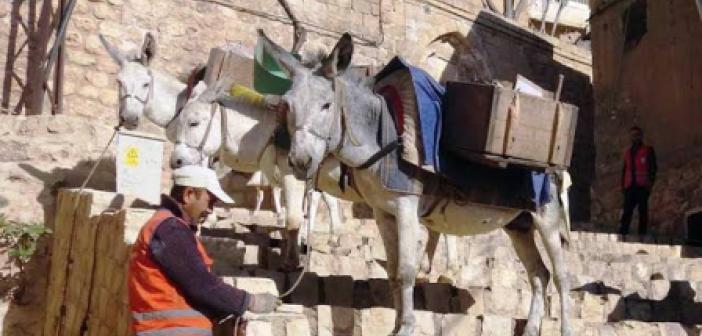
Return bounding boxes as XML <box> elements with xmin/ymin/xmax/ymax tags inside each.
<box><xmin>128</xmin><ymin>165</ymin><xmax>278</xmax><ymax>336</ymax></box>
<box><xmin>619</xmin><ymin>126</ymin><xmax>657</xmax><ymax>236</ymax></box>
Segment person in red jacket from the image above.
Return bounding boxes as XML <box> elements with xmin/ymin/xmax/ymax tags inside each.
<box><xmin>619</xmin><ymin>126</ymin><xmax>657</xmax><ymax>236</ymax></box>
<box><xmin>128</xmin><ymin>165</ymin><xmax>278</xmax><ymax>336</ymax></box>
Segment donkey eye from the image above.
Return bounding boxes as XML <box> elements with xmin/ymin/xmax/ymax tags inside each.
<box><xmin>142</xmin><ymin>82</ymin><xmax>149</xmax><ymax>88</ymax></box>
<box><xmin>189</xmin><ymin>121</ymin><xmax>200</xmax><ymax>127</ymax></box>
<box><xmin>321</xmin><ymin>103</ymin><xmax>331</xmax><ymax>110</ymax></box>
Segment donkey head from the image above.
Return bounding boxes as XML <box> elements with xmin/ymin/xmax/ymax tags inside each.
<box><xmin>100</xmin><ymin>33</ymin><xmax>157</xmax><ymax>129</ymax></box>
<box><xmin>257</xmin><ymin>29</ymin><xmax>354</xmax><ymax>179</ymax></box>
<box><xmin>170</xmin><ymin>80</ymin><xmax>230</xmax><ymax>169</ymax></box>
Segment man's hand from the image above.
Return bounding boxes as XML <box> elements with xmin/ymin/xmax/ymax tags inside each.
<box><xmin>248</xmin><ymin>293</ymin><xmax>279</xmax><ymax>314</ymax></box>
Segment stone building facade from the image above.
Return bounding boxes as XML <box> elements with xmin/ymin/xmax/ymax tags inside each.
<box><xmin>589</xmin><ymin>0</ymin><xmax>702</xmax><ymax>238</ymax></box>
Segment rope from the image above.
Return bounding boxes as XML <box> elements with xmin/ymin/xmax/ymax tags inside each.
<box><xmin>78</xmin><ymin>124</ymin><xmax>122</xmax><ymax>193</ymax></box>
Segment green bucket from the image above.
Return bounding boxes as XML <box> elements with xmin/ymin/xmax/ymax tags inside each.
<box><xmin>253</xmin><ymin>41</ymin><xmax>293</xmax><ymax>95</ymax></box>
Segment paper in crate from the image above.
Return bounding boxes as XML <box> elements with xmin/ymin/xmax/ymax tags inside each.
<box><xmin>116</xmin><ymin>131</ymin><xmax>165</xmax><ymax>204</ymax></box>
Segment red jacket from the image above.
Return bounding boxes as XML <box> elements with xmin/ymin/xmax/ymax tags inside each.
<box><xmin>622</xmin><ymin>144</ymin><xmax>657</xmax><ymax>189</ymax></box>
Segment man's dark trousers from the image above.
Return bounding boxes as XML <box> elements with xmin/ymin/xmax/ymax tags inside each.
<box><xmin>619</xmin><ymin>186</ymin><xmax>650</xmax><ymax>235</ymax></box>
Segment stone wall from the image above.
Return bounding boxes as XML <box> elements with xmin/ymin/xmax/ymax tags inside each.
<box><xmin>1</xmin><ymin>0</ymin><xmax>593</xmax><ymax>225</ymax></box>
<box><xmin>589</xmin><ymin>0</ymin><xmax>702</xmax><ymax>237</ymax></box>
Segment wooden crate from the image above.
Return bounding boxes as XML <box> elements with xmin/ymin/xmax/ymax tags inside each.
<box><xmin>441</xmin><ymin>81</ymin><xmax>578</xmax><ymax>168</ymax></box>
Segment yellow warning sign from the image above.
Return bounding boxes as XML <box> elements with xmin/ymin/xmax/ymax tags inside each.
<box><xmin>124</xmin><ymin>146</ymin><xmax>140</xmax><ymax>167</ymax></box>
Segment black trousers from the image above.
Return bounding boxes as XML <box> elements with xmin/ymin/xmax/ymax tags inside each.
<box><xmin>619</xmin><ymin>186</ymin><xmax>650</xmax><ymax>235</ymax></box>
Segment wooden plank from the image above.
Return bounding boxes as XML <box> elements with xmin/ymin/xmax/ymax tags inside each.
<box><xmin>549</xmin><ymin>103</ymin><xmax>578</xmax><ymax>166</ymax></box>
<box><xmin>443</xmin><ymin>81</ymin><xmax>577</xmax><ymax>168</ymax></box>
<box><xmin>204</xmin><ymin>45</ymin><xmax>254</xmax><ymax>87</ymax></box>
<box><xmin>61</xmin><ymin>192</ymin><xmax>99</xmax><ymax>335</ymax></box>
<box><xmin>43</xmin><ymin>190</ymin><xmax>81</xmax><ymax>336</ymax></box>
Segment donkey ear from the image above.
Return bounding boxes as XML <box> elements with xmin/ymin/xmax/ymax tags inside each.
<box><xmin>99</xmin><ymin>34</ymin><xmax>126</xmax><ymax>65</ymax></box>
<box><xmin>139</xmin><ymin>32</ymin><xmax>157</xmax><ymax>66</ymax></box>
<box><xmin>190</xmin><ymin>81</ymin><xmax>208</xmax><ymax>99</ymax></box>
<box><xmin>257</xmin><ymin>29</ymin><xmax>304</xmax><ymax>77</ymax></box>
<box><xmin>320</xmin><ymin>33</ymin><xmax>353</xmax><ymax>79</ymax></box>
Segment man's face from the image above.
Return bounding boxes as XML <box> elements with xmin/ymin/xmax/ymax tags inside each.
<box><xmin>182</xmin><ymin>187</ymin><xmax>217</xmax><ymax>224</ymax></box>
<box><xmin>630</xmin><ymin>129</ymin><xmax>643</xmax><ymax>145</ymax></box>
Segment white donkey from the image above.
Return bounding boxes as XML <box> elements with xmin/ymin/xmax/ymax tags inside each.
<box><xmin>99</xmin><ymin>33</ymin><xmax>337</xmax><ymax>262</ymax></box>
<box><xmin>258</xmin><ymin>30</ymin><xmax>573</xmax><ymax>336</ymax></box>
<box><xmin>172</xmin><ymin>81</ymin><xmax>461</xmax><ymax>281</ymax></box>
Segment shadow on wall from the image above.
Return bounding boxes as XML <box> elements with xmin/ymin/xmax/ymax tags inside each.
<box><xmin>18</xmin><ymin>158</ymin><xmax>117</xmax><ymax>229</ymax></box>
<box><xmin>606</xmin><ymin>281</ymin><xmax>702</xmax><ymax>327</ymax></box>
<box><xmin>575</xmin><ymin>280</ymin><xmax>702</xmax><ymax>332</ymax></box>
<box><xmin>436</xmin><ymin>11</ymin><xmax>595</xmax><ymax>223</ymax></box>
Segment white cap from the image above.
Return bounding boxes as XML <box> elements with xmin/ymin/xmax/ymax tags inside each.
<box><xmin>172</xmin><ymin>165</ymin><xmax>234</xmax><ymax>204</ymax></box>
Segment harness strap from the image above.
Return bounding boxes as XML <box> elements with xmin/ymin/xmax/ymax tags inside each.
<box><xmin>357</xmin><ymin>139</ymin><xmax>400</xmax><ymax>169</ymax></box>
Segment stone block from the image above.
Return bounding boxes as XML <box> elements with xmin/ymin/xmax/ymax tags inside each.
<box><xmin>252</xmin><ymin>269</ymin><xmax>286</xmax><ymax>295</ymax></box>
<box><xmin>360</xmin><ymin>308</ymin><xmax>395</xmax><ymax>336</ymax></box>
<box><xmin>604</xmin><ymin>294</ymin><xmax>626</xmax><ymax>322</ymax></box>
<box><xmin>323</xmin><ymin>275</ymin><xmax>355</xmax><ymax>307</ymax></box>
<box><xmin>367</xmin><ymin>278</ymin><xmax>392</xmax><ymax>307</ymax></box>
<box><xmin>414</xmin><ymin>311</ymin><xmax>437</xmax><ymax>336</ymax></box>
<box><xmin>485</xmin><ymin>286</ymin><xmax>519</xmax><ymax>316</ymax></box>
<box><xmin>420</xmin><ymin>283</ymin><xmax>452</xmax><ymax>313</ymax></box>
<box><xmin>441</xmin><ymin>314</ymin><xmax>481</xmax><ymax>336</ymax></box>
<box><xmin>243</xmin><ymin>244</ymin><xmax>262</xmax><ymax>266</ymax></box>
<box><xmin>480</xmin><ymin>315</ymin><xmax>513</xmax><ymax>336</ymax></box>
<box><xmin>451</xmin><ymin>287</ymin><xmax>484</xmax><ymax>316</ymax></box>
<box><xmin>580</xmin><ymin>292</ymin><xmax>605</xmax><ymax>323</ymax></box>
<box><xmin>658</xmin><ymin>323</ymin><xmax>696</xmax><ymax>336</ymax></box>
<box><xmin>612</xmin><ymin>321</ymin><xmax>661</xmax><ymax>336</ymax></box>
<box><xmin>285</xmin><ymin>318</ymin><xmax>311</xmax><ymax>336</ymax></box>
<box><xmin>223</xmin><ymin>277</ymin><xmax>279</xmax><ymax>296</ymax></box>
<box><xmin>625</xmin><ymin>297</ymin><xmax>652</xmax><ymax>322</ymax></box>
<box><xmin>246</xmin><ymin>320</ymin><xmax>273</xmax><ymax>336</ymax></box>
<box><xmin>491</xmin><ymin>263</ymin><xmax>519</xmax><ymax>288</ymax></box>
<box><xmin>317</xmin><ymin>305</ymin><xmax>356</xmax><ymax>336</ymax></box>
<box><xmin>287</xmin><ymin>272</ymin><xmax>319</xmax><ymax>307</ymax></box>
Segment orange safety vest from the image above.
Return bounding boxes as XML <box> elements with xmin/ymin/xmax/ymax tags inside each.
<box><xmin>128</xmin><ymin>209</ymin><xmax>214</xmax><ymax>336</ymax></box>
<box><xmin>623</xmin><ymin>145</ymin><xmax>652</xmax><ymax>188</ymax></box>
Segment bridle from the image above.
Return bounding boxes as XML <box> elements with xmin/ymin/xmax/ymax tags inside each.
<box><xmin>290</xmin><ymin>77</ymin><xmax>397</xmax><ymax>171</ymax></box>
<box><xmin>119</xmin><ymin>70</ymin><xmax>154</xmax><ymax>106</ymax></box>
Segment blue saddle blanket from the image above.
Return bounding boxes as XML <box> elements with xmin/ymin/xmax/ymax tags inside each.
<box><xmin>374</xmin><ymin>57</ymin><xmax>550</xmax><ymax>207</ymax></box>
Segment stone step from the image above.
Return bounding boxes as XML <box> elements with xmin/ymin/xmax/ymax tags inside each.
<box><xmin>216</xmin><ymin>277</ymin><xmax>311</xmax><ymax>336</ymax></box>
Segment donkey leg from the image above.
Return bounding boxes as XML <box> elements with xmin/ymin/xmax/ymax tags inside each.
<box><xmin>281</xmin><ymin>174</ymin><xmax>305</xmax><ymax>271</ymax></box>
<box><xmin>417</xmin><ymin>229</ymin><xmax>440</xmax><ymax>284</ymax></box>
<box><xmin>505</xmin><ymin>226</ymin><xmax>550</xmax><ymax>336</ymax></box>
<box><xmin>322</xmin><ymin>192</ymin><xmax>342</xmax><ymax>247</ymax></box>
<box><xmin>252</xmin><ymin>187</ymin><xmax>265</xmax><ymax>217</ymax></box>
<box><xmin>271</xmin><ymin>186</ymin><xmax>285</xmax><ymax>226</ymax></box>
<box><xmin>394</xmin><ymin>196</ymin><xmax>420</xmax><ymax>336</ymax></box>
<box><xmin>302</xmin><ymin>190</ymin><xmax>321</xmax><ymax>247</ymax></box>
<box><xmin>374</xmin><ymin>209</ymin><xmax>404</xmax><ymax>334</ymax></box>
<box><xmin>437</xmin><ymin>234</ymin><xmax>459</xmax><ymax>285</ymax></box>
<box><xmin>533</xmin><ymin>208</ymin><xmax>572</xmax><ymax>336</ymax></box>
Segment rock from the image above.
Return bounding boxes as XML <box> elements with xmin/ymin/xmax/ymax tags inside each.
<box><xmin>284</xmin><ymin>318</ymin><xmax>310</xmax><ymax>336</ymax></box>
